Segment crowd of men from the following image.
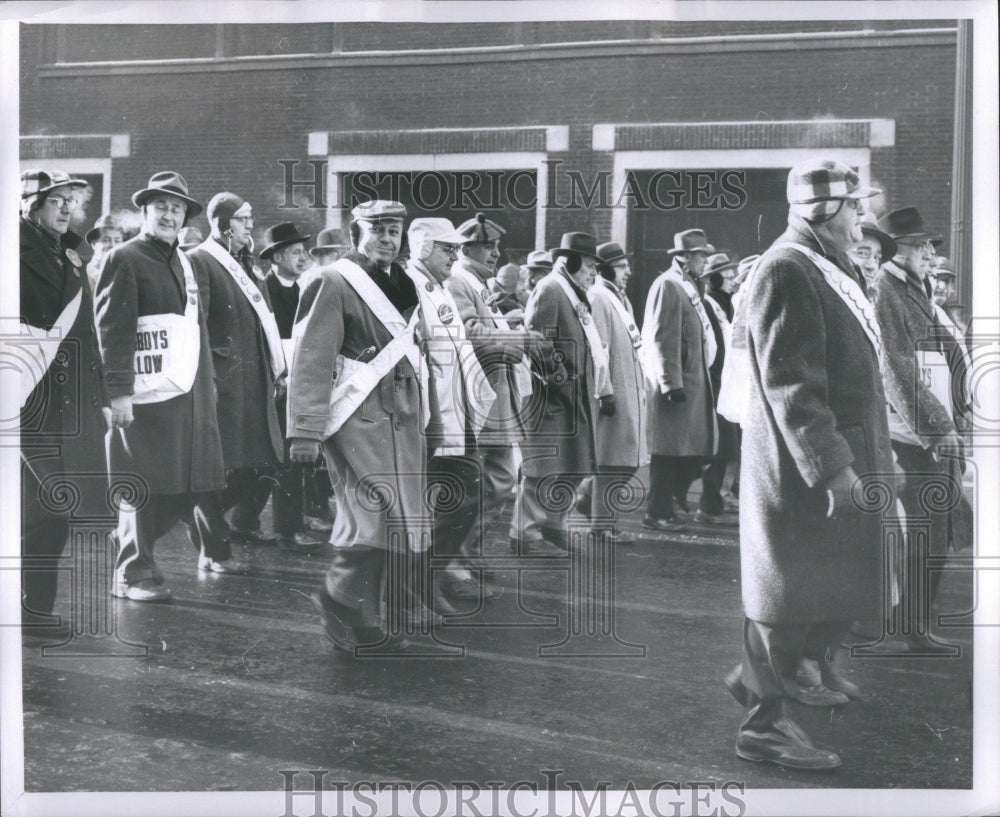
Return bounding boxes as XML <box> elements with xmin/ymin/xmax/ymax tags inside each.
<box><xmin>18</xmin><ymin>157</ymin><xmax>973</xmax><ymax>771</ymax></box>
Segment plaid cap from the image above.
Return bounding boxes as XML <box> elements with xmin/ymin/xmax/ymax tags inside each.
<box><xmin>457</xmin><ymin>212</ymin><xmax>506</xmax><ymax>244</ymax></box>
<box><xmin>351</xmin><ymin>199</ymin><xmax>407</xmax><ymax>222</ymax></box>
<box><xmin>786</xmin><ymin>159</ymin><xmax>879</xmax><ymax>205</ymax></box>
<box><xmin>21</xmin><ymin>168</ymin><xmax>87</xmax><ymax>200</ymax></box>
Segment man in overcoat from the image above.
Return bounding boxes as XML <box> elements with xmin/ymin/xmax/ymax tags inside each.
<box><xmin>727</xmin><ymin>158</ymin><xmax>893</xmax><ymax>769</ymax></box>
<box><xmin>260</xmin><ymin>222</ymin><xmax>327</xmax><ymax>554</ymax></box>
<box><xmin>404</xmin><ymin>217</ymin><xmax>497</xmax><ymax>602</ymax></box>
<box><xmin>95</xmin><ymin>172</ymin><xmax>230</xmax><ymax>601</ymax></box>
<box><xmin>287</xmin><ymin>200</ymin><xmax>425</xmax><ymax>652</ymax></box>
<box><xmin>446</xmin><ymin>214</ymin><xmax>535</xmax><ymax>560</ymax></box>
<box><xmin>640</xmin><ymin>229</ymin><xmax>718</xmax><ymax>531</ymax></box>
<box><xmin>187</xmin><ymin>193</ymin><xmax>285</xmax><ymax>551</ymax></box>
<box><xmin>873</xmin><ymin>207</ymin><xmax>965</xmax><ymax>653</ymax></box>
<box><xmin>511</xmin><ymin>232</ymin><xmax>611</xmax><ymax>553</ymax></box>
<box><xmin>575</xmin><ymin>241</ymin><xmax>646</xmax><ymax>542</ymax></box>
<box><xmin>19</xmin><ymin>169</ymin><xmax>111</xmax><ymax>628</ymax></box>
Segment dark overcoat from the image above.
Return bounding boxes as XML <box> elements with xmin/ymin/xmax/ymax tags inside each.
<box><xmin>19</xmin><ymin>219</ymin><xmax>109</xmax><ymax>510</ymax></box>
<box><xmin>521</xmin><ymin>269</ymin><xmax>602</xmax><ymax>479</ymax></box>
<box><xmin>94</xmin><ymin>232</ymin><xmax>225</xmax><ymax>495</ymax></box>
<box><xmin>588</xmin><ymin>277</ymin><xmax>646</xmax><ymax>468</ymax></box>
<box><xmin>640</xmin><ymin>261</ymin><xmax>717</xmax><ymax>457</ymax></box>
<box><xmin>187</xmin><ymin>241</ymin><xmax>283</xmax><ymax>470</ymax></box>
<box><xmin>286</xmin><ymin>253</ymin><xmax>425</xmax><ymax>552</ymax></box>
<box><xmin>741</xmin><ymin>221</ymin><xmax>893</xmax><ymax>624</ymax></box>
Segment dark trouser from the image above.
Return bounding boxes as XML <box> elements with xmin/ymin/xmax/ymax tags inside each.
<box><xmin>578</xmin><ymin>466</ymin><xmax>638</xmax><ymax>530</ymax></box>
<box><xmin>740</xmin><ymin>617</ymin><xmax>852</xmax><ymax>700</ymax></box>
<box><xmin>699</xmin><ymin>458</ymin><xmax>727</xmax><ymax>515</ymax></box>
<box><xmin>21</xmin><ymin>466</ymin><xmax>71</xmax><ymax>618</ymax></box>
<box><xmin>648</xmin><ymin>454</ymin><xmax>700</xmax><ymax>519</ymax></box>
<box><xmin>892</xmin><ymin>441</ymin><xmax>956</xmax><ymax>628</ymax></box>
<box><xmin>225</xmin><ymin>466</ymin><xmax>276</xmax><ymax>532</ymax></box>
<box><xmin>114</xmin><ymin>492</ymin><xmax>231</xmax><ymax>586</ymax></box>
<box><xmin>272</xmin><ymin>460</ymin><xmax>305</xmax><ymax>537</ymax></box>
<box><xmin>428</xmin><ymin>454</ymin><xmax>481</xmax><ymax>561</ymax></box>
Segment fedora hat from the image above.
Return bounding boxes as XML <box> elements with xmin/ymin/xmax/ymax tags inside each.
<box><xmin>310</xmin><ymin>227</ymin><xmax>350</xmax><ymax>257</ymax></box>
<box><xmin>858</xmin><ymin>213</ymin><xmax>896</xmax><ymax>261</ymax></box>
<box><xmin>85</xmin><ymin>214</ymin><xmax>124</xmax><ymax>246</ymax></box>
<box><xmin>878</xmin><ymin>207</ymin><xmax>941</xmax><ymax>244</ymax></box>
<box><xmin>131</xmin><ymin>171</ymin><xmax>202</xmax><ymax>218</ymax></box>
<box><xmin>260</xmin><ymin>222</ymin><xmax>312</xmax><ymax>260</ymax></box>
<box><xmin>667</xmin><ymin>229</ymin><xmax>715</xmax><ymax>256</ymax></box>
<box><xmin>550</xmin><ymin>232</ymin><xmax>602</xmax><ymax>262</ymax></box>
<box><xmin>525</xmin><ymin>250</ymin><xmax>553</xmax><ymax>270</ymax></box>
<box><xmin>702</xmin><ymin>252</ymin><xmax>737</xmax><ymax>278</ymax></box>
<box><xmin>596</xmin><ymin>241</ymin><xmax>631</xmax><ymax>266</ymax></box>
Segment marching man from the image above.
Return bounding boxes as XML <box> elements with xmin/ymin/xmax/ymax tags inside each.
<box><xmin>287</xmin><ymin>200</ymin><xmax>426</xmax><ymax>652</ymax></box>
<box><xmin>95</xmin><ymin>172</ymin><xmax>230</xmax><ymax>601</ymax></box>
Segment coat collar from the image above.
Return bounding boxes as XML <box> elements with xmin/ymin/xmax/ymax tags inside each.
<box><xmin>20</xmin><ymin>217</ymin><xmax>82</xmax><ymax>302</ymax></box>
<box><xmin>882</xmin><ymin>258</ymin><xmax>934</xmax><ymax>319</ymax></box>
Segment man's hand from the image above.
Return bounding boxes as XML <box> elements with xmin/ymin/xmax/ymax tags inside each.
<box><xmin>599</xmin><ymin>395</ymin><xmax>616</xmax><ymax>417</ymax></box>
<box><xmin>668</xmin><ymin>388</ymin><xmax>687</xmax><ymax>403</ymax></box>
<box><xmin>289</xmin><ymin>438</ymin><xmax>321</xmax><ymax>464</ymax></box>
<box><xmin>823</xmin><ymin>465</ymin><xmax>860</xmax><ymax>519</ymax></box>
<box><xmin>934</xmin><ymin>431</ymin><xmax>962</xmax><ymax>459</ymax></box>
<box><xmin>110</xmin><ymin>395</ymin><xmax>134</xmax><ymax>429</ymax></box>
<box><xmin>101</xmin><ymin>406</ymin><xmax>113</xmax><ymax>431</ymax></box>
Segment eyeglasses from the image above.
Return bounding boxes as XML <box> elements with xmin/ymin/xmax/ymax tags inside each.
<box><xmin>230</xmin><ymin>216</ymin><xmax>254</xmax><ymax>226</ymax></box>
<box><xmin>434</xmin><ymin>243</ymin><xmax>459</xmax><ymax>255</ymax></box>
<box><xmin>46</xmin><ymin>194</ymin><xmax>80</xmax><ymax>211</ymax></box>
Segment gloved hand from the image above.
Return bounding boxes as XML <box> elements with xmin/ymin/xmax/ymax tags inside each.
<box><xmin>668</xmin><ymin>388</ymin><xmax>687</xmax><ymax>403</ymax></box>
<box><xmin>599</xmin><ymin>395</ymin><xmax>616</xmax><ymax>417</ymax></box>
<box><xmin>110</xmin><ymin>395</ymin><xmax>134</xmax><ymax>429</ymax></box>
<box><xmin>289</xmin><ymin>438</ymin><xmax>321</xmax><ymax>464</ymax></box>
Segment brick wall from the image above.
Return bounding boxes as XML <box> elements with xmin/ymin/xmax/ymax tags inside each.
<box><xmin>20</xmin><ymin>22</ymin><xmax>958</xmax><ymax>260</ymax></box>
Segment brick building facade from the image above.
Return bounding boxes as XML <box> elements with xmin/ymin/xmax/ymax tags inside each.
<box><xmin>19</xmin><ymin>20</ymin><xmax>962</xmax><ymax>313</ymax></box>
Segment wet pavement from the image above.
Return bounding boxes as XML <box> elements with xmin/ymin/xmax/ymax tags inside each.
<box><xmin>18</xmin><ymin>478</ymin><xmax>974</xmax><ymax>793</ymax></box>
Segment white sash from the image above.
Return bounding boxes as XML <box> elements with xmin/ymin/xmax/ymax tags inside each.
<box><xmin>593</xmin><ymin>278</ymin><xmax>642</xmax><ymax>350</ymax></box>
<box><xmin>452</xmin><ymin>266</ymin><xmax>533</xmax><ymax>401</ymax></box>
<box><xmin>552</xmin><ymin>272</ymin><xmax>610</xmax><ymax>398</ymax></box>
<box><xmin>132</xmin><ymin>251</ymin><xmax>201</xmax><ymax>404</ymax></box>
<box><xmin>933</xmin><ymin>302</ymin><xmax>972</xmax><ymax>391</ymax></box>
<box><xmin>704</xmin><ymin>293</ymin><xmax>733</xmax><ymax>355</ymax></box>
<box><xmin>15</xmin><ymin>290</ymin><xmax>82</xmax><ymax>408</ymax></box>
<box><xmin>774</xmin><ymin>242</ymin><xmax>883</xmax><ymax>359</ymax></box>
<box><xmin>195</xmin><ymin>239</ymin><xmax>286</xmax><ymax>379</ymax></box>
<box><xmin>405</xmin><ymin>263</ymin><xmax>496</xmax><ymax>441</ymax></box>
<box><xmin>664</xmin><ymin>269</ymin><xmax>717</xmax><ymax>367</ymax></box>
<box><xmin>322</xmin><ymin>258</ymin><xmax>422</xmax><ymax>437</ymax></box>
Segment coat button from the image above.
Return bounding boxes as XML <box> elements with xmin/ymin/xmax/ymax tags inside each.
<box><xmin>394</xmin><ymin>421</ymin><xmax>401</xmax><ymax>430</ymax></box>
<box><xmin>90</xmin><ymin>361</ymin><xmax>98</xmax><ymax>370</ymax></box>
<box><xmin>91</xmin><ymin>396</ymin><xmax>100</xmax><ymax>406</ymax></box>
<box><xmin>63</xmin><ymin>396</ymin><xmax>71</xmax><ymax>405</ymax></box>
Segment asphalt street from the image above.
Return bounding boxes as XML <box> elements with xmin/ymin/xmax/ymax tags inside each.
<box><xmin>19</xmin><ymin>479</ymin><xmax>974</xmax><ymax>794</ymax></box>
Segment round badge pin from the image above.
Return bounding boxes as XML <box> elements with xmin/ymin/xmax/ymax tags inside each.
<box><xmin>438</xmin><ymin>304</ymin><xmax>454</xmax><ymax>324</ymax></box>
<box><xmin>425</xmin><ymin>282</ymin><xmax>435</xmax><ymax>292</ymax></box>
<box><xmin>65</xmin><ymin>248</ymin><xmax>82</xmax><ymax>268</ymax></box>
<box><xmin>252</xmin><ymin>293</ymin><xmax>261</xmax><ymax>302</ymax></box>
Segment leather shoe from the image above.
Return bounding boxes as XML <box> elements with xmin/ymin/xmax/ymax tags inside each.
<box><xmin>302</xmin><ymin>514</ymin><xmax>334</xmax><ymax>534</ymax></box>
<box><xmin>693</xmin><ymin>509</ymin><xmax>723</xmax><ymax>524</ymax></box>
<box><xmin>311</xmin><ymin>589</ymin><xmax>371</xmax><ymax>650</ymax></box>
<box><xmin>229</xmin><ymin>527</ymin><xmax>278</xmax><ymax>547</ymax></box>
<box><xmin>736</xmin><ymin>727</ymin><xmax>840</xmax><ymax>770</ymax></box>
<box><xmin>782</xmin><ymin>678</ymin><xmax>849</xmax><ymax>707</ymax></box>
<box><xmin>724</xmin><ymin>664</ymin><xmax>747</xmax><ymax>707</ymax></box>
<box><xmin>508</xmin><ymin>537</ymin><xmax>567</xmax><ymax>556</ymax></box>
<box><xmin>814</xmin><ymin>652</ymin><xmax>862</xmax><ymax>699</ymax></box>
<box><xmin>198</xmin><ymin>555</ymin><xmax>249</xmax><ymax>574</ymax></box>
<box><xmin>112</xmin><ymin>579</ymin><xmax>172</xmax><ymax>602</ymax></box>
<box><xmin>279</xmin><ymin>532</ymin><xmax>328</xmax><ymax>554</ymax></box>
<box><xmin>574</xmin><ymin>492</ymin><xmax>592</xmax><ymax>518</ymax></box>
<box><xmin>642</xmin><ymin>514</ymin><xmax>688</xmax><ymax>533</ymax></box>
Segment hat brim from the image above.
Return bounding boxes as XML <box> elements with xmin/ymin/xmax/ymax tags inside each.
<box><xmin>668</xmin><ymin>244</ymin><xmax>716</xmax><ymax>256</ymax></box>
<box><xmin>260</xmin><ymin>235</ymin><xmax>311</xmax><ymax>260</ymax></box>
<box><xmin>843</xmin><ymin>185</ymin><xmax>881</xmax><ymax>200</ymax></box>
<box><xmin>27</xmin><ymin>178</ymin><xmax>89</xmax><ymax>199</ymax></box>
<box><xmin>551</xmin><ymin>247</ymin><xmax>603</xmax><ymax>262</ymax></box>
<box><xmin>701</xmin><ymin>261</ymin><xmax>738</xmax><ymax>277</ymax></box>
<box><xmin>893</xmin><ymin>231</ymin><xmax>943</xmax><ymax>244</ymax></box>
<box><xmin>132</xmin><ymin>188</ymin><xmax>203</xmax><ymax>219</ymax></box>
<box><xmin>930</xmin><ymin>269</ymin><xmax>956</xmax><ymax>279</ymax></box>
<box><xmin>310</xmin><ymin>245</ymin><xmax>349</xmax><ymax>257</ymax></box>
<box><xmin>861</xmin><ymin>226</ymin><xmax>897</xmax><ymax>261</ymax></box>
